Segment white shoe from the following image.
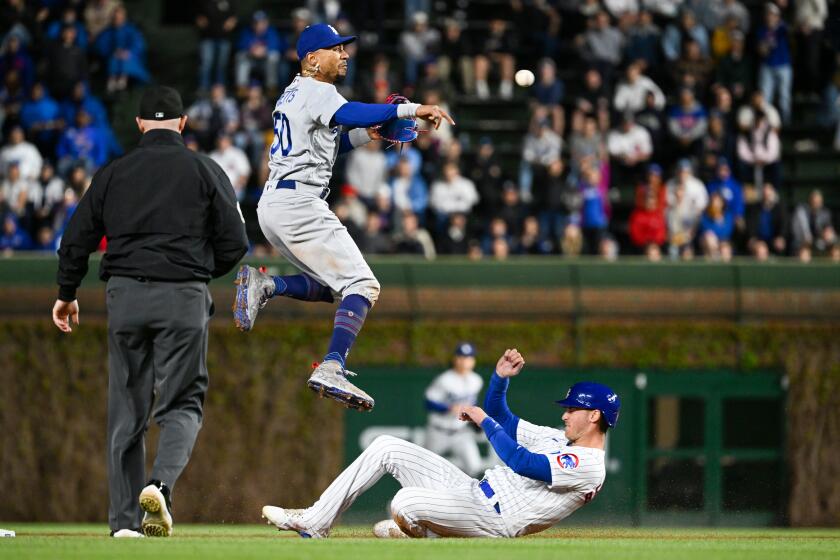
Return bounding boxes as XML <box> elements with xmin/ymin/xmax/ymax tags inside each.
<box><xmin>499</xmin><ymin>80</ymin><xmax>514</xmax><ymax>99</ymax></box>
<box><xmin>307</xmin><ymin>360</ymin><xmax>375</xmax><ymax>411</ymax></box>
<box><xmin>373</xmin><ymin>519</ymin><xmax>409</xmax><ymax>538</ymax></box>
<box><xmin>262</xmin><ymin>505</ymin><xmax>326</xmax><ymax>538</ymax></box>
<box><xmin>139</xmin><ymin>484</ymin><xmax>173</xmax><ymax>537</ymax></box>
<box><xmin>233</xmin><ymin>265</ymin><xmax>275</xmax><ymax>332</ymax></box>
<box><xmin>111</xmin><ymin>529</ymin><xmax>144</xmax><ymax>538</ymax></box>
<box><xmin>476</xmin><ymin>80</ymin><xmax>490</xmax><ymax>99</ymax></box>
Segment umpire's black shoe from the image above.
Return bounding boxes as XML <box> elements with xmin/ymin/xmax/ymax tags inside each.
<box><xmin>140</xmin><ymin>479</ymin><xmax>173</xmax><ymax>537</ymax></box>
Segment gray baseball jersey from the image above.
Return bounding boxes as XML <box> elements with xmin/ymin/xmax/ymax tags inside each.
<box><xmin>266</xmin><ymin>75</ymin><xmax>347</xmax><ymax>189</ymax></box>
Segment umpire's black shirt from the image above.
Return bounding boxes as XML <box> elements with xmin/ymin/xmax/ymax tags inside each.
<box><xmin>57</xmin><ymin>129</ymin><xmax>249</xmax><ymax>301</ymax></box>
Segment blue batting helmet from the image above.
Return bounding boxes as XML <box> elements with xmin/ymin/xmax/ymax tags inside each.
<box><xmin>555</xmin><ymin>382</ymin><xmax>621</xmax><ymax>428</ymax></box>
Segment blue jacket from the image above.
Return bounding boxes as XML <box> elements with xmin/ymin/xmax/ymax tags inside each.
<box><xmin>57</xmin><ymin>125</ymin><xmax>108</xmax><ymax>167</ymax></box>
<box><xmin>46</xmin><ymin>21</ymin><xmax>88</xmax><ymax>48</ymax></box>
<box><xmin>757</xmin><ymin>23</ymin><xmax>791</xmax><ymax>67</ymax></box>
<box><xmin>580</xmin><ymin>182</ymin><xmax>608</xmax><ymax>229</ymax></box>
<box><xmin>699</xmin><ymin>212</ymin><xmax>734</xmax><ymax>241</ymax></box>
<box><xmin>20</xmin><ymin>95</ymin><xmax>61</xmax><ymax>130</ymax></box>
<box><xmin>707</xmin><ymin>177</ymin><xmax>744</xmax><ymax>219</ymax></box>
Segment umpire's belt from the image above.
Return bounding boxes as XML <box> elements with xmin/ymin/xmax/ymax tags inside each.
<box><xmin>479</xmin><ymin>479</ymin><xmax>501</xmax><ymax>515</ymax></box>
<box><xmin>267</xmin><ymin>179</ymin><xmax>330</xmax><ymax>200</ymax></box>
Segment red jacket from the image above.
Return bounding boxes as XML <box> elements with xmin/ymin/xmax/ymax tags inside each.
<box><xmin>629</xmin><ymin>207</ymin><xmax>666</xmax><ymax>247</ymax></box>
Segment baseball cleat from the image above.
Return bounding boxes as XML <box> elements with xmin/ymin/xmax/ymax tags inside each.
<box><xmin>307</xmin><ymin>360</ymin><xmax>375</xmax><ymax>411</ymax></box>
<box><xmin>261</xmin><ymin>506</ymin><xmax>325</xmax><ymax>538</ymax></box>
<box><xmin>139</xmin><ymin>481</ymin><xmax>173</xmax><ymax>537</ymax></box>
<box><xmin>373</xmin><ymin>519</ymin><xmax>409</xmax><ymax>539</ymax></box>
<box><xmin>111</xmin><ymin>528</ymin><xmax>144</xmax><ymax>538</ymax></box>
<box><xmin>233</xmin><ymin>265</ymin><xmax>275</xmax><ymax>332</ymax></box>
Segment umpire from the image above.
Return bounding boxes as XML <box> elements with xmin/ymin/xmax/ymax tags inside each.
<box><xmin>51</xmin><ymin>86</ymin><xmax>248</xmax><ymax>538</ymax></box>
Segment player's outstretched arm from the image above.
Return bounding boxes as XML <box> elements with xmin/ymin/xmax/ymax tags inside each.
<box><xmin>332</xmin><ymin>102</ymin><xmax>455</xmax><ymax>130</ymax></box>
<box><xmin>483</xmin><ymin>349</ymin><xmax>525</xmax><ymax>439</ymax></box>
<box><xmin>461</xmin><ymin>406</ymin><xmax>551</xmax><ymax>483</ymax></box>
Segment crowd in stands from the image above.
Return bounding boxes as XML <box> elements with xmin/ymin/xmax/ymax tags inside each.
<box><xmin>0</xmin><ymin>0</ymin><xmax>838</xmax><ymax>262</ymax></box>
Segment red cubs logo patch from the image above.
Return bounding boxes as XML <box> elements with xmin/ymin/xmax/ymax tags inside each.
<box><xmin>557</xmin><ymin>453</ymin><xmax>579</xmax><ymax>469</ymax></box>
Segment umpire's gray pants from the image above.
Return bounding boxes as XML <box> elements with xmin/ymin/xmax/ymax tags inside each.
<box><xmin>105</xmin><ymin>276</ymin><xmax>213</xmax><ymax>531</ymax></box>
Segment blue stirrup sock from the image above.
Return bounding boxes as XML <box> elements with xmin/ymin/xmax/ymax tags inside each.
<box><xmin>323</xmin><ymin>294</ymin><xmax>371</xmax><ymax>368</ymax></box>
<box><xmin>272</xmin><ymin>274</ymin><xmax>334</xmax><ymax>303</ymax></box>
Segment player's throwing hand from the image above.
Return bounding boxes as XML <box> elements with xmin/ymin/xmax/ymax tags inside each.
<box><xmin>495</xmin><ymin>348</ymin><xmax>525</xmax><ymax>378</ymax></box>
<box><xmin>458</xmin><ymin>405</ymin><xmax>488</xmax><ymax>425</ymax></box>
<box><xmin>416</xmin><ymin>105</ymin><xmax>455</xmax><ymax>129</ymax></box>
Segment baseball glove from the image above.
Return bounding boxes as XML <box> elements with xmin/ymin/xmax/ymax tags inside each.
<box><xmin>374</xmin><ymin>93</ymin><xmax>420</xmax><ymax>144</ymax></box>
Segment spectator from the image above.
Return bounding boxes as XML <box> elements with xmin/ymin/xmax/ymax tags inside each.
<box><xmin>399</xmin><ymin>12</ymin><xmax>440</xmax><ymax>87</ymax></box>
<box><xmin>698</xmin><ymin>191</ymin><xmax>734</xmax><ymax>260</ymax></box>
<box><xmin>392</xmin><ymin>211</ymin><xmax>435</xmax><ymax>259</ymax></box>
<box><xmin>437</xmin><ymin>18</ymin><xmax>473</xmax><ymax>95</ymax></box>
<box><xmin>1</xmin><ymin>160</ymin><xmax>34</xmax><ymax>215</ymax></box>
<box><xmin>335</xmin><ymin>185</ymin><xmax>367</xmax><ymax>233</ymax></box>
<box><xmin>391</xmin><ymin>155</ymin><xmax>428</xmax><ymax>218</ymax></box>
<box><xmin>613</xmin><ymin>61</ymin><xmax>665</xmax><ymax>115</ymax></box>
<box><xmin>491</xmin><ymin>236</ymin><xmax>511</xmax><ymax>260</ymax></box>
<box><xmin>93</xmin><ymin>5</ymin><xmax>151</xmax><ymax>92</ymax></box>
<box><xmin>280</xmin><ymin>8</ymin><xmax>311</xmax><ymax>86</ymax></box>
<box><xmin>710</xmin><ymin>14</ymin><xmax>741</xmax><ymax>60</ymax></box>
<box><xmin>518</xmin><ymin>215</ymin><xmax>553</xmax><ymax>255</ymax></box>
<box><xmin>574</xmin><ymin>67</ymin><xmax>610</xmax><ymax>117</ymax></box>
<box><xmin>235</xmin><ymin>84</ymin><xmax>273</xmax><ymax>168</ymax></box>
<box><xmin>0</xmin><ymin>212</ymin><xmax>33</xmax><ymax>252</ymax></box>
<box><xmin>56</xmin><ymin>109</ymin><xmax>108</xmax><ymax>176</ymax></box>
<box><xmin>736</xmin><ymin>106</ymin><xmax>781</xmax><ymax>189</ymax></box>
<box><xmin>45</xmin><ymin>7</ymin><xmax>88</xmax><ymax>48</ymax></box>
<box><xmin>623</xmin><ymin>10</ymin><xmax>661</xmax><ymax>71</ymax></box>
<box><xmin>667</xmin><ymin>87</ymin><xmax>707</xmax><ymax>160</ymax></box>
<box><xmin>636</xmin><ymin>90</ymin><xmax>667</xmax><ymax>157</ymax></box>
<box><xmin>59</xmin><ymin>81</ymin><xmax>108</xmax><ymax>129</ymax></box>
<box><xmin>32</xmin><ymin>161</ymin><xmax>65</xmax><ymax>230</ymax></box>
<box><xmin>756</xmin><ymin>2</ymin><xmax>792</xmax><ymax>124</ymax></box>
<box><xmin>666</xmin><ymin>181</ymin><xmax>699</xmax><ymax>259</ymax></box>
<box><xmin>522</xmin><ymin>114</ymin><xmax>563</xmax><ymax>194</ymax></box>
<box><xmin>437</xmin><ymin>212</ymin><xmax>470</xmax><ymax>255</ymax></box>
<box><xmin>430</xmin><ymin>162</ymin><xmax>479</xmax><ymax>228</ymax></box>
<box><xmin>186</xmin><ymin>83</ymin><xmax>240</xmax><ymax>150</ymax></box>
<box><xmin>715</xmin><ymin>30</ymin><xmax>752</xmax><ymax>101</ymax></box>
<box><xmin>498</xmin><ymin>183</ymin><xmax>527</xmax><ymax>237</ymax></box>
<box><xmin>706</xmin><ymin>157</ymin><xmax>744</xmax><ymax>223</ymax></box>
<box><xmin>0</xmin><ymin>124</ymin><xmax>42</xmax><ymax>180</ymax></box>
<box><xmin>643</xmin><ymin>0</ymin><xmax>682</xmax><ymax>20</ymax></box>
<box><xmin>791</xmin><ymin>189</ymin><xmax>837</xmax><ymax>258</ymax></box>
<box><xmin>1</xmin><ymin>68</ymin><xmax>26</xmax><ymax>123</ymax></box>
<box><xmin>20</xmin><ymin>82</ymin><xmax>63</xmax><ymax>155</ymax></box>
<box><xmin>662</xmin><ymin>9</ymin><xmax>709</xmax><ymax>63</ymax></box>
<box><xmin>210</xmin><ymin>133</ymin><xmax>251</xmax><ymax>201</ymax></box>
<box><xmin>736</xmin><ymin>89</ymin><xmax>781</xmax><ymax>131</ymax></box>
<box><xmin>481</xmin><ymin>217</ymin><xmax>515</xmax><ymax>255</ymax></box>
<box><xmin>359</xmin><ymin>212</ymin><xmax>391</xmax><ymax>254</ymax></box>
<box><xmin>579</xmin><ymin>11</ymin><xmax>624</xmax><ymax>84</ymax></box>
<box><xmin>345</xmin><ymin>140</ymin><xmax>387</xmax><ymax>206</ymax></box>
<box><xmin>358</xmin><ymin>53</ymin><xmax>401</xmax><ymax>103</ymax></box>
<box><xmin>84</xmin><ymin>0</ymin><xmax>120</xmax><ymax>41</ymax></box>
<box><xmin>372</xmin><ymin>187</ymin><xmax>395</xmax><ymax>233</ymax></box>
<box><xmin>533</xmin><ymin>159</ymin><xmax>578</xmax><ymax>243</ymax></box>
<box><xmin>794</xmin><ymin>0</ymin><xmax>828</xmax><ymax>97</ymax></box>
<box><xmin>717</xmin><ymin>0</ymin><xmax>750</xmax><ymax>33</ymax></box>
<box><xmin>629</xmin><ymin>187</ymin><xmax>667</xmax><ymax>254</ymax></box>
<box><xmin>666</xmin><ymin>159</ymin><xmax>708</xmax><ymax>231</ymax></box>
<box><xmin>635</xmin><ymin>163</ymin><xmax>667</xmax><ymax>210</ymax></box>
<box><xmin>196</xmin><ymin>0</ymin><xmax>238</xmax><ymax>92</ymax></box>
<box><xmin>474</xmin><ymin>18</ymin><xmax>517</xmax><ymax>99</ymax></box>
<box><xmin>469</xmin><ymin>137</ymin><xmax>505</xmax><ymax>220</ymax></box>
<box><xmin>672</xmin><ymin>39</ymin><xmax>714</xmax><ymax>93</ymax></box>
<box><xmin>532</xmin><ymin>58</ymin><xmax>565</xmax><ymax>135</ymax></box>
<box><xmin>0</xmin><ymin>33</ymin><xmax>34</xmax><ymax>89</ymax></box>
<box><xmin>607</xmin><ymin>112</ymin><xmax>653</xmax><ymax>184</ymax></box>
<box><xmin>578</xmin><ymin>162</ymin><xmax>610</xmax><ymax>254</ymax></box>
<box><xmin>745</xmin><ymin>182</ymin><xmax>787</xmax><ymax>257</ymax></box>
<box><xmin>569</xmin><ymin>115</ymin><xmax>605</xmax><ymax>175</ymax></box>
<box><xmin>44</xmin><ymin>23</ymin><xmax>88</xmax><ymax>100</ymax></box>
<box><xmin>234</xmin><ymin>11</ymin><xmax>283</xmax><ymax>93</ymax></box>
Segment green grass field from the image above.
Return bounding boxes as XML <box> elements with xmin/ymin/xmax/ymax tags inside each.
<box><xmin>1</xmin><ymin>524</ymin><xmax>839</xmax><ymax>560</ymax></box>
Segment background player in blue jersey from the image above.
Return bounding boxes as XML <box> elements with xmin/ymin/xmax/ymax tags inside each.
<box><xmin>233</xmin><ymin>24</ymin><xmax>454</xmax><ymax>411</ymax></box>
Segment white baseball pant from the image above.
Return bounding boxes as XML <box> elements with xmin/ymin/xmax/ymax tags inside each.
<box><xmin>257</xmin><ymin>188</ymin><xmax>380</xmax><ymax>304</ymax></box>
<box><xmin>300</xmin><ymin>435</ymin><xmax>510</xmax><ymax>538</ymax></box>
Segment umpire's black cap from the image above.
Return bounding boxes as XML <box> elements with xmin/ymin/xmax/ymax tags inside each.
<box><xmin>138</xmin><ymin>86</ymin><xmax>184</xmax><ymax>120</ymax></box>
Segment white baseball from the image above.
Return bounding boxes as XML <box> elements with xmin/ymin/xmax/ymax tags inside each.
<box><xmin>515</xmin><ymin>69</ymin><xmax>535</xmax><ymax>87</ymax></box>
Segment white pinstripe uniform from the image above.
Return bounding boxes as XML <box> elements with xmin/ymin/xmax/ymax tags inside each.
<box><xmin>296</xmin><ymin>420</ymin><xmax>605</xmax><ymax>538</ymax></box>
<box><xmin>424</xmin><ymin>368</ymin><xmax>484</xmax><ymax>476</ymax></box>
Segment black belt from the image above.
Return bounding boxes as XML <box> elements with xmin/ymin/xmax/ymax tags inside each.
<box><xmin>275</xmin><ymin>179</ymin><xmax>330</xmax><ymax>200</ymax></box>
<box><xmin>479</xmin><ymin>479</ymin><xmax>501</xmax><ymax>514</ymax></box>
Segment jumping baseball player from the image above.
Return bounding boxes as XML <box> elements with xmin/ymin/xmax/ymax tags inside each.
<box><xmin>424</xmin><ymin>342</ymin><xmax>484</xmax><ymax>476</ymax></box>
<box><xmin>233</xmin><ymin>23</ymin><xmax>454</xmax><ymax>411</ymax></box>
<box><xmin>262</xmin><ymin>348</ymin><xmax>621</xmax><ymax>538</ymax></box>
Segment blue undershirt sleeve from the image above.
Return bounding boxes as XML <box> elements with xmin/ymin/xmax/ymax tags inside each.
<box><xmin>425</xmin><ymin>399</ymin><xmax>449</xmax><ymax>413</ymax></box>
<box><xmin>338</xmin><ymin>132</ymin><xmax>354</xmax><ymax>155</ymax></box>
<box><xmin>483</xmin><ymin>373</ymin><xmax>520</xmax><ymax>440</ymax></box>
<box><xmin>332</xmin><ymin>102</ymin><xmax>398</xmax><ymax>128</ymax></box>
<box><xmin>481</xmin><ymin>417</ymin><xmax>552</xmax><ymax>483</ymax></box>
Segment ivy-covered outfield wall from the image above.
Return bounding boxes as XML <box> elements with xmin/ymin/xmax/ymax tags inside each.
<box><xmin>0</xmin><ymin>318</ymin><xmax>837</xmax><ymax>527</ymax></box>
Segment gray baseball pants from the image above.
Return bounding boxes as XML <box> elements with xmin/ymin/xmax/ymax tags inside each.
<box><xmin>105</xmin><ymin>276</ymin><xmax>212</xmax><ymax>531</ymax></box>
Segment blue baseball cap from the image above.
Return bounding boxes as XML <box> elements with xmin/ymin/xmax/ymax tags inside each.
<box><xmin>454</xmin><ymin>342</ymin><xmax>476</xmax><ymax>357</ymax></box>
<box><xmin>555</xmin><ymin>381</ymin><xmax>621</xmax><ymax>427</ymax></box>
<box><xmin>296</xmin><ymin>23</ymin><xmax>356</xmax><ymax>61</ymax></box>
